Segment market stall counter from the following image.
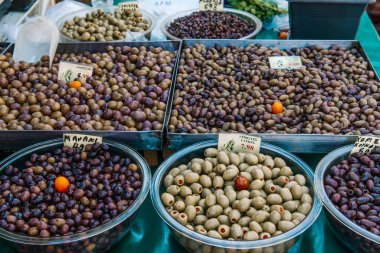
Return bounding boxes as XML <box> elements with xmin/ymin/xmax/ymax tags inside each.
<box><xmin>0</xmin><ymin>10</ymin><xmax>379</xmax><ymax>253</ymax></box>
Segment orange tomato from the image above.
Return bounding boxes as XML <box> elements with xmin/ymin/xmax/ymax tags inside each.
<box><xmin>55</xmin><ymin>176</ymin><xmax>70</xmax><ymax>193</ymax></box>
<box><xmin>69</xmin><ymin>80</ymin><xmax>82</xmax><ymax>89</ymax></box>
<box><xmin>272</xmin><ymin>101</ymin><xmax>283</xmax><ymax>114</ymax></box>
<box><xmin>279</xmin><ymin>31</ymin><xmax>288</xmax><ymax>40</ymax></box>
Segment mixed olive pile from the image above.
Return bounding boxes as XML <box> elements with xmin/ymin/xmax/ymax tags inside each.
<box><xmin>61</xmin><ymin>9</ymin><xmax>150</xmax><ymax>41</ymax></box>
<box><xmin>167</xmin><ymin>11</ymin><xmax>256</xmax><ymax>39</ymax></box>
<box><xmin>161</xmin><ymin>148</ymin><xmax>313</xmax><ymax>240</ymax></box>
<box><xmin>169</xmin><ymin>43</ymin><xmax>380</xmax><ymax>135</ymax></box>
<box><xmin>0</xmin><ymin>143</ymin><xmax>142</xmax><ymax>238</ymax></box>
<box><xmin>325</xmin><ymin>148</ymin><xmax>380</xmax><ymax>236</ymax></box>
<box><xmin>0</xmin><ymin>45</ymin><xmax>175</xmax><ymax>131</ymax></box>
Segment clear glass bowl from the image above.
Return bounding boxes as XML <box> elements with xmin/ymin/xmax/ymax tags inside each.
<box><xmin>151</xmin><ymin>140</ymin><xmax>322</xmax><ymax>253</ymax></box>
<box><xmin>57</xmin><ymin>6</ymin><xmax>156</xmax><ymax>42</ymax></box>
<box><xmin>0</xmin><ymin>139</ymin><xmax>151</xmax><ymax>253</ymax></box>
<box><xmin>160</xmin><ymin>8</ymin><xmax>263</xmax><ymax>40</ymax></box>
<box><xmin>315</xmin><ymin>145</ymin><xmax>380</xmax><ymax>253</ymax></box>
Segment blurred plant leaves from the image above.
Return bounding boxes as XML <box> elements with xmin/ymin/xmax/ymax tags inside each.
<box><xmin>230</xmin><ymin>0</ymin><xmax>288</xmax><ymax>21</ymax></box>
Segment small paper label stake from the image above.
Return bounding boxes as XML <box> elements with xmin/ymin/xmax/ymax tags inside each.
<box><xmin>58</xmin><ymin>61</ymin><xmax>93</xmax><ymax>83</ymax></box>
<box><xmin>199</xmin><ymin>0</ymin><xmax>224</xmax><ymax>11</ymax></box>
<box><xmin>119</xmin><ymin>1</ymin><xmax>140</xmax><ymax>12</ymax></box>
<box><xmin>350</xmin><ymin>136</ymin><xmax>380</xmax><ymax>155</ymax></box>
<box><xmin>63</xmin><ymin>134</ymin><xmax>103</xmax><ymax>151</ymax></box>
<box><xmin>218</xmin><ymin>133</ymin><xmax>261</xmax><ymax>154</ymax></box>
<box><xmin>268</xmin><ymin>56</ymin><xmax>303</xmax><ymax>70</ymax></box>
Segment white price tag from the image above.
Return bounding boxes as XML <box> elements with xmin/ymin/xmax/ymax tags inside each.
<box><xmin>119</xmin><ymin>1</ymin><xmax>140</xmax><ymax>12</ymax></box>
<box><xmin>63</xmin><ymin>134</ymin><xmax>103</xmax><ymax>151</ymax></box>
<box><xmin>199</xmin><ymin>0</ymin><xmax>224</xmax><ymax>11</ymax></box>
<box><xmin>268</xmin><ymin>56</ymin><xmax>303</xmax><ymax>70</ymax></box>
<box><xmin>350</xmin><ymin>136</ymin><xmax>380</xmax><ymax>155</ymax></box>
<box><xmin>218</xmin><ymin>133</ymin><xmax>261</xmax><ymax>154</ymax></box>
<box><xmin>58</xmin><ymin>61</ymin><xmax>93</xmax><ymax>83</ymax></box>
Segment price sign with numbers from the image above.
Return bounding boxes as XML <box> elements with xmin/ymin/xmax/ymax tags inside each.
<box><xmin>350</xmin><ymin>136</ymin><xmax>380</xmax><ymax>155</ymax></box>
<box><xmin>268</xmin><ymin>56</ymin><xmax>303</xmax><ymax>70</ymax></box>
<box><xmin>199</xmin><ymin>0</ymin><xmax>224</xmax><ymax>11</ymax></box>
<box><xmin>218</xmin><ymin>133</ymin><xmax>261</xmax><ymax>154</ymax></box>
<box><xmin>58</xmin><ymin>61</ymin><xmax>93</xmax><ymax>83</ymax></box>
<box><xmin>63</xmin><ymin>134</ymin><xmax>102</xmax><ymax>151</ymax></box>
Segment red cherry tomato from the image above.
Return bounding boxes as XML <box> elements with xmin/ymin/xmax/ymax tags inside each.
<box><xmin>234</xmin><ymin>176</ymin><xmax>250</xmax><ymax>191</ymax></box>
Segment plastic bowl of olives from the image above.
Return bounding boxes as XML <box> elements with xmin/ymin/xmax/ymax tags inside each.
<box><xmin>160</xmin><ymin>8</ymin><xmax>262</xmax><ymax>40</ymax></box>
<box><xmin>151</xmin><ymin>140</ymin><xmax>321</xmax><ymax>253</ymax></box>
<box><xmin>58</xmin><ymin>7</ymin><xmax>156</xmax><ymax>42</ymax></box>
<box><xmin>315</xmin><ymin>146</ymin><xmax>380</xmax><ymax>253</ymax></box>
<box><xmin>0</xmin><ymin>139</ymin><xmax>151</xmax><ymax>253</ymax></box>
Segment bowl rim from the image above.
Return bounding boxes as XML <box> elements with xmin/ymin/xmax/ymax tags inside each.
<box><xmin>0</xmin><ymin>138</ymin><xmax>151</xmax><ymax>245</ymax></box>
<box><xmin>57</xmin><ymin>6</ymin><xmax>156</xmax><ymax>42</ymax></box>
<box><xmin>151</xmin><ymin>140</ymin><xmax>322</xmax><ymax>249</ymax></box>
<box><xmin>315</xmin><ymin>145</ymin><xmax>380</xmax><ymax>244</ymax></box>
<box><xmin>160</xmin><ymin>8</ymin><xmax>263</xmax><ymax>40</ymax></box>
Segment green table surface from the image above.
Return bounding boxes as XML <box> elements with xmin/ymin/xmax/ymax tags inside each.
<box><xmin>1</xmin><ymin>10</ymin><xmax>380</xmax><ymax>253</ymax></box>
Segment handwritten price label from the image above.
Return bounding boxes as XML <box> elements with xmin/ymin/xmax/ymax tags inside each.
<box><xmin>268</xmin><ymin>56</ymin><xmax>303</xmax><ymax>70</ymax></box>
<box><xmin>118</xmin><ymin>1</ymin><xmax>140</xmax><ymax>12</ymax></box>
<box><xmin>199</xmin><ymin>0</ymin><xmax>224</xmax><ymax>11</ymax></box>
<box><xmin>58</xmin><ymin>61</ymin><xmax>93</xmax><ymax>83</ymax></box>
<box><xmin>218</xmin><ymin>134</ymin><xmax>261</xmax><ymax>154</ymax></box>
<box><xmin>240</xmin><ymin>143</ymin><xmax>257</xmax><ymax>152</ymax></box>
<box><xmin>350</xmin><ymin>136</ymin><xmax>380</xmax><ymax>155</ymax></box>
<box><xmin>63</xmin><ymin>134</ymin><xmax>102</xmax><ymax>151</ymax></box>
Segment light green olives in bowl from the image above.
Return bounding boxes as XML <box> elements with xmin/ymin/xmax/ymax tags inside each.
<box><xmin>58</xmin><ymin>6</ymin><xmax>156</xmax><ymax>42</ymax></box>
<box><xmin>151</xmin><ymin>140</ymin><xmax>322</xmax><ymax>253</ymax></box>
